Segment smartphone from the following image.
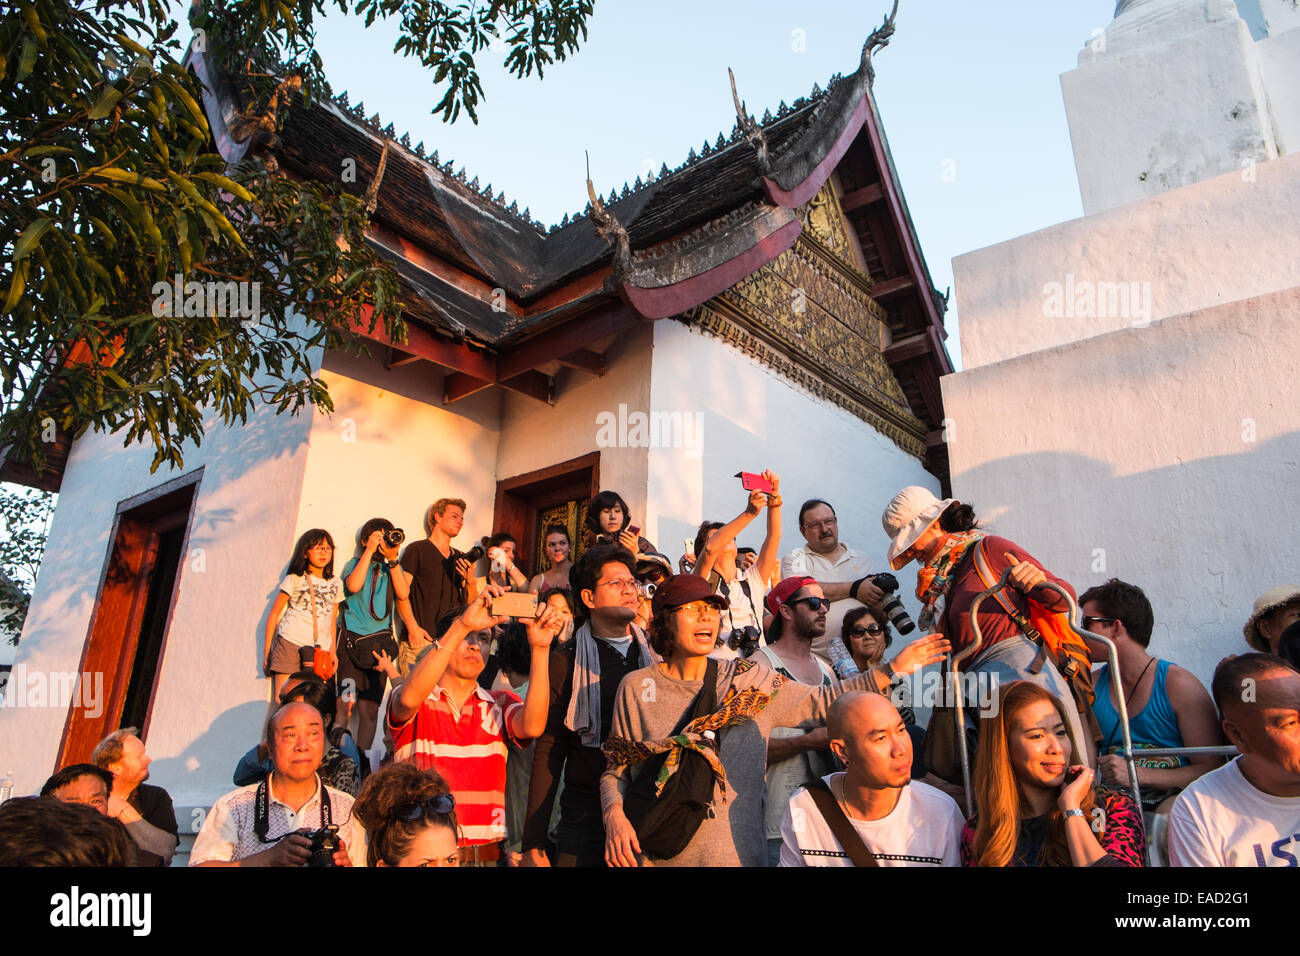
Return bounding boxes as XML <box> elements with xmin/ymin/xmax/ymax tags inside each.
<box><xmin>627</xmin><ymin>525</ymin><xmax>641</xmax><ymax>536</ymax></box>
<box><xmin>734</xmin><ymin>471</ymin><xmax>774</xmax><ymax>494</ymax></box>
<box><xmin>490</xmin><ymin>591</ymin><xmax>538</xmax><ymax>619</ymax></box>
<box><xmin>683</xmin><ymin>537</ymin><xmax>695</xmax><ymax>558</ymax></box>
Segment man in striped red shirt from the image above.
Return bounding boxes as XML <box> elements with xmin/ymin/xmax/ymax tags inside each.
<box><xmin>388</xmin><ymin>585</ymin><xmax>561</xmax><ymax>865</ymax></box>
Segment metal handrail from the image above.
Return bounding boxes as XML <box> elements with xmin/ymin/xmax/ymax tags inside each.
<box><xmin>960</xmin><ymin>573</ymin><xmax>1142</xmax><ymax>820</ymax></box>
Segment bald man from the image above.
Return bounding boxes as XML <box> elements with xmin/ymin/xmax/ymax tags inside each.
<box><xmin>1169</xmin><ymin>654</ymin><xmax>1300</xmax><ymax>866</ymax></box>
<box><xmin>778</xmin><ymin>692</ymin><xmax>963</xmax><ymax>866</ymax></box>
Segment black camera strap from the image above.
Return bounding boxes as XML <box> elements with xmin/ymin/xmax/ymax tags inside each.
<box><xmin>253</xmin><ymin>773</ymin><xmax>331</xmax><ymax>843</ymax></box>
<box><xmin>367</xmin><ymin>560</ymin><xmax>393</xmax><ymax>622</ymax></box>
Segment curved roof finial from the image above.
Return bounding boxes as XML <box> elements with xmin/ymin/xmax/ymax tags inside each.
<box><xmin>860</xmin><ymin>0</ymin><xmax>900</xmax><ymax>86</ymax></box>
<box><xmin>585</xmin><ymin>151</ymin><xmax>632</xmax><ymax>282</ymax></box>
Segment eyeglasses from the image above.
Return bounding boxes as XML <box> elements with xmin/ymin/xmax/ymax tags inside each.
<box><xmin>801</xmin><ymin>518</ymin><xmax>837</xmax><ymax>532</ymax></box>
<box><xmin>1082</xmin><ymin>616</ymin><xmax>1118</xmax><ymax>630</ymax></box>
<box><xmin>596</xmin><ymin>577</ymin><xmax>638</xmax><ymax>593</ymax></box>
<box><xmin>850</xmin><ymin>624</ymin><xmax>884</xmax><ymax>637</ymax></box>
<box><xmin>677</xmin><ymin>600</ymin><xmax>721</xmax><ymax>616</ymax></box>
<box><xmin>308</xmin><ymin>544</ymin><xmax>333</xmax><ymax>552</ymax></box>
<box><xmin>788</xmin><ymin>596</ymin><xmax>830</xmax><ymax>612</ymax></box>
<box><xmin>395</xmin><ymin>793</ymin><xmax>456</xmax><ymax>822</ymax></box>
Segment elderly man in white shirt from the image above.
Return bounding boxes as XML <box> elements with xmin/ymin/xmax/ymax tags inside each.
<box><xmin>191</xmin><ymin>701</ymin><xmax>365</xmax><ymax>867</ymax></box>
<box><xmin>780</xmin><ymin>499</ymin><xmax>885</xmax><ymax>671</ymax></box>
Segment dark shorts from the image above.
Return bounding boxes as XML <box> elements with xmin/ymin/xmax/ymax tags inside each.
<box><xmin>554</xmin><ymin>808</ymin><xmax>606</xmax><ymax>868</ymax></box>
<box><xmin>266</xmin><ymin>635</ymin><xmax>308</xmax><ymax>676</ymax></box>
<box><xmin>336</xmin><ymin>644</ymin><xmax>387</xmax><ymax>704</ymax></box>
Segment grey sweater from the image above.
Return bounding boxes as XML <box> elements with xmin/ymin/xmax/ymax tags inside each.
<box><xmin>600</xmin><ymin>657</ymin><xmax>886</xmax><ymax>867</ymax></box>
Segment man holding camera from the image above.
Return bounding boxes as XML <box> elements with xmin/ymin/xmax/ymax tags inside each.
<box><xmin>398</xmin><ymin>497</ymin><xmax>479</xmax><ymax>678</ymax></box>
<box><xmin>387</xmin><ymin>586</ymin><xmax>563</xmax><ymax>865</ymax></box>
<box><xmin>191</xmin><ymin>701</ymin><xmax>365</xmax><ymax>866</ymax></box>
<box><xmin>781</xmin><ymin>499</ymin><xmax>886</xmax><ymax>671</ymax></box>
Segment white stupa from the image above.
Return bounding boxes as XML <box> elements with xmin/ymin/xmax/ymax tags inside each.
<box><xmin>1063</xmin><ymin>0</ymin><xmax>1300</xmax><ymax>214</ymax></box>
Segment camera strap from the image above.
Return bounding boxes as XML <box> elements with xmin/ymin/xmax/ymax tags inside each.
<box><xmin>253</xmin><ymin>773</ymin><xmax>332</xmax><ymax>843</ymax></box>
<box><xmin>368</xmin><ymin>560</ymin><xmax>393</xmax><ymax>622</ymax></box>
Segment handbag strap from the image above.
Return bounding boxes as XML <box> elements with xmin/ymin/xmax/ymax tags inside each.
<box><xmin>804</xmin><ymin>777</ymin><xmax>879</xmax><ymax>867</ymax></box>
<box><xmin>970</xmin><ymin>541</ymin><xmax>1043</xmax><ymax>646</ymax></box>
<box><xmin>308</xmin><ymin>576</ymin><xmax>319</xmax><ymax>647</ymax></box>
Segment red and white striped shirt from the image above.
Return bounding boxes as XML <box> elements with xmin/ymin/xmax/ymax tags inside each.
<box><xmin>388</xmin><ymin>684</ymin><xmax>525</xmax><ymax>846</ymax></box>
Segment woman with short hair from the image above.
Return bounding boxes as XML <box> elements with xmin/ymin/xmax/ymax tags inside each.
<box><xmin>354</xmin><ymin>761</ymin><xmax>460</xmax><ymax>867</ymax></box>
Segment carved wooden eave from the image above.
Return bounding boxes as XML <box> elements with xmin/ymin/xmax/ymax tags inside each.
<box><xmin>613</xmin><ymin>204</ymin><xmax>801</xmax><ymax>320</ymax></box>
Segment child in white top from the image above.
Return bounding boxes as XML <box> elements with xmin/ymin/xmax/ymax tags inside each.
<box><xmin>263</xmin><ymin>529</ymin><xmax>345</xmax><ymax>698</ymax></box>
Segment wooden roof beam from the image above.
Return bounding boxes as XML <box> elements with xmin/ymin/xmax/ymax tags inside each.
<box><xmin>443</xmin><ymin>372</ymin><xmax>493</xmax><ymax>405</ymax></box>
<box><xmin>499</xmin><ymin>370</ymin><xmax>554</xmax><ymax>405</ymax></box>
<box><xmin>350</xmin><ymin>307</ymin><xmax>496</xmax><ymax>381</ymax></box>
<box><xmin>557</xmin><ymin>349</ymin><xmax>607</xmax><ymax>376</ymax></box>
<box><xmin>870</xmin><ymin>274</ymin><xmax>915</xmax><ymax>300</ymax></box>
<box><xmin>385</xmin><ymin>346</ymin><xmax>423</xmax><ymax>369</ymax></box>
<box><xmin>495</xmin><ymin>303</ymin><xmax>637</xmax><ymax>381</ymax></box>
<box><xmin>840</xmin><ymin>182</ymin><xmax>885</xmax><ymax>213</ymax></box>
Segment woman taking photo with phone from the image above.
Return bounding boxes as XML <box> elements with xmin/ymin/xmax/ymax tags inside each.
<box><xmin>961</xmin><ymin>681</ymin><xmax>1144</xmax><ymax>867</ymax></box>
<box><xmin>584</xmin><ymin>490</ymin><xmax>656</xmax><ymax>556</ymax></box>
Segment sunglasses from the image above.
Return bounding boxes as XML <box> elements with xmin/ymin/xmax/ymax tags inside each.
<box><xmin>1081</xmin><ymin>616</ymin><xmax>1118</xmax><ymax>630</ymax></box>
<box><xmin>396</xmin><ymin>793</ymin><xmax>456</xmax><ymax>822</ymax></box>
<box><xmin>787</xmin><ymin>596</ymin><xmax>830</xmax><ymax>612</ymax></box>
<box><xmin>850</xmin><ymin>624</ymin><xmax>884</xmax><ymax>637</ymax></box>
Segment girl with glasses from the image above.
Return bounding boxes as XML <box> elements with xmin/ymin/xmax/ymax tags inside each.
<box><xmin>354</xmin><ymin>761</ymin><xmax>461</xmax><ymax>867</ymax></box>
<box><xmin>264</xmin><ymin>529</ymin><xmax>345</xmax><ymax>698</ymax></box>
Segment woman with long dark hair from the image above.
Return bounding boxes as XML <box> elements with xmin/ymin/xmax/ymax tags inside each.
<box><xmin>263</xmin><ymin>529</ymin><xmax>344</xmax><ymax>698</ymax></box>
<box><xmin>528</xmin><ymin>524</ymin><xmax>573</xmax><ymax>593</ymax></box>
<box><xmin>962</xmin><ymin>681</ymin><xmax>1144</xmax><ymax>867</ymax></box>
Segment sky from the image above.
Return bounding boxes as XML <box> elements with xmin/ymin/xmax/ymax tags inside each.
<box><xmin>274</xmin><ymin>0</ymin><xmax>1122</xmax><ymax>369</ymax></box>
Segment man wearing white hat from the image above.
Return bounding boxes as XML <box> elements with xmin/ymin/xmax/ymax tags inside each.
<box><xmin>1243</xmin><ymin>586</ymin><xmax>1300</xmax><ymax>657</ymax></box>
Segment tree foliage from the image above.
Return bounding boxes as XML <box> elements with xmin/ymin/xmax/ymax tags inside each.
<box><xmin>0</xmin><ymin>485</ymin><xmax>56</xmax><ymax>644</ymax></box>
<box><xmin>2</xmin><ymin>0</ymin><xmax>593</xmax><ymax>473</ymax></box>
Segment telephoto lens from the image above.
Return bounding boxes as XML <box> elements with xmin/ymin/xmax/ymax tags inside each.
<box><xmin>870</xmin><ymin>572</ymin><xmax>916</xmax><ymax>635</ymax></box>
<box><xmin>463</xmin><ymin>545</ymin><xmax>485</xmax><ymax>563</ymax></box>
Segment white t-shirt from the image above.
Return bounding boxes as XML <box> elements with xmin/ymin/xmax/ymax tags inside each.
<box><xmin>276</xmin><ymin>574</ymin><xmax>345</xmax><ymax>651</ymax></box>
<box><xmin>779</xmin><ymin>775</ymin><xmax>963</xmax><ymax>867</ymax></box>
<box><xmin>1168</xmin><ymin>757</ymin><xmax>1300</xmax><ymax>866</ymax></box>
<box><xmin>708</xmin><ymin>565</ymin><xmax>770</xmax><ymax>662</ymax></box>
<box><xmin>780</xmin><ymin>544</ymin><xmax>875</xmax><ymax>664</ymax></box>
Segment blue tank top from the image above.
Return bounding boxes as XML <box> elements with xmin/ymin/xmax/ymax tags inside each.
<box><xmin>1094</xmin><ymin>658</ymin><xmax>1186</xmax><ymax>768</ymax></box>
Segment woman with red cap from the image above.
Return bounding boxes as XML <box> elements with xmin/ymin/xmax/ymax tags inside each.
<box><xmin>881</xmin><ymin>485</ymin><xmax>1093</xmax><ymax>766</ymax></box>
<box><xmin>599</xmin><ymin>573</ymin><xmax>948</xmax><ymax>867</ymax></box>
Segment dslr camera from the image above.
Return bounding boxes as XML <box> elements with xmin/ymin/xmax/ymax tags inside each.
<box><xmin>301</xmin><ymin>825</ymin><xmax>341</xmax><ymax>867</ymax></box>
<box><xmin>382</xmin><ymin>527</ymin><xmax>405</xmax><ymax>548</ymax></box>
<box><xmin>868</xmin><ymin>572</ymin><xmax>916</xmax><ymax>635</ymax></box>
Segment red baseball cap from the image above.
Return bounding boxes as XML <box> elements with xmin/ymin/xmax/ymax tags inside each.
<box><xmin>650</xmin><ymin>574</ymin><xmax>728</xmax><ymax>619</ymax></box>
<box><xmin>764</xmin><ymin>576</ymin><xmax>818</xmax><ymax>617</ymax></box>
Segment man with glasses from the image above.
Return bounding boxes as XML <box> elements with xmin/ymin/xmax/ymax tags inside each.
<box><xmin>191</xmin><ymin>701</ymin><xmax>366</xmax><ymax>866</ymax></box>
<box><xmin>753</xmin><ymin>577</ymin><xmax>838</xmax><ymax>865</ymax></box>
<box><xmin>522</xmin><ymin>545</ymin><xmax>658</xmax><ymax>866</ymax></box>
<box><xmin>386</xmin><ymin>586</ymin><xmax>563</xmax><ymax>865</ymax></box>
<box><xmin>781</xmin><ymin>499</ymin><xmax>885</xmax><ymax>670</ymax></box>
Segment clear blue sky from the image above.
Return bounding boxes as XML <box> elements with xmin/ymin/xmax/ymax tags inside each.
<box><xmin>281</xmin><ymin>0</ymin><xmax>1120</xmax><ymax>368</ymax></box>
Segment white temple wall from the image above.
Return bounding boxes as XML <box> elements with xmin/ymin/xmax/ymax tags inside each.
<box><xmin>952</xmin><ymin>150</ymin><xmax>1300</xmax><ymax>370</ymax></box>
<box><xmin>0</xmin><ymin>351</ymin><xmax>320</xmax><ymax>804</ymax></box>
<box><xmin>497</xmin><ymin>320</ymin><xmax>653</xmax><ymax>532</ymax></box>
<box><xmin>941</xmin><ymin>285</ymin><xmax>1300</xmax><ymax>686</ymax></box>
<box><xmin>645</xmin><ymin>319</ymin><xmax>939</xmax><ymax>606</ymax></box>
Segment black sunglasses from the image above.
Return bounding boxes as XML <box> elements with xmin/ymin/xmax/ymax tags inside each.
<box><xmin>788</xmin><ymin>596</ymin><xmax>830</xmax><ymax>612</ymax></box>
<box><xmin>395</xmin><ymin>793</ymin><xmax>456</xmax><ymax>822</ymax></box>
<box><xmin>1081</xmin><ymin>616</ymin><xmax>1118</xmax><ymax>630</ymax></box>
<box><xmin>850</xmin><ymin>624</ymin><xmax>884</xmax><ymax>637</ymax></box>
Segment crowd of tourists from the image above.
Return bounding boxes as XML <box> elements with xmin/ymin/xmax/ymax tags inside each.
<box><xmin>4</xmin><ymin>474</ymin><xmax>1299</xmax><ymax>868</ymax></box>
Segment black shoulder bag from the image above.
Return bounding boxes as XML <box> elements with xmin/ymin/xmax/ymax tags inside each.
<box><xmin>622</xmin><ymin>658</ymin><xmax>720</xmax><ymax>860</ymax></box>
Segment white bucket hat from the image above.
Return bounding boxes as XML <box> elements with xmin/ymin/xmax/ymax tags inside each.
<box><xmin>882</xmin><ymin>486</ymin><xmax>956</xmax><ymax>571</ymax></box>
<box><xmin>1243</xmin><ymin>584</ymin><xmax>1300</xmax><ymax>651</ymax></box>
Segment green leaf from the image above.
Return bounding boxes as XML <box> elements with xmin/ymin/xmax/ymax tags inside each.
<box><xmin>86</xmin><ymin>83</ymin><xmax>125</xmax><ymax>120</ymax></box>
<box><xmin>17</xmin><ymin>37</ymin><xmax>37</xmax><ymax>82</ymax></box>
<box><xmin>12</xmin><ymin>218</ymin><xmax>52</xmax><ymax>261</ymax></box>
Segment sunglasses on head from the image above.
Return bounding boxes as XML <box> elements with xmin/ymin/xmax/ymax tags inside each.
<box><xmin>787</xmin><ymin>596</ymin><xmax>830</xmax><ymax>612</ymax></box>
<box><xmin>395</xmin><ymin>793</ymin><xmax>455</xmax><ymax>822</ymax></box>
